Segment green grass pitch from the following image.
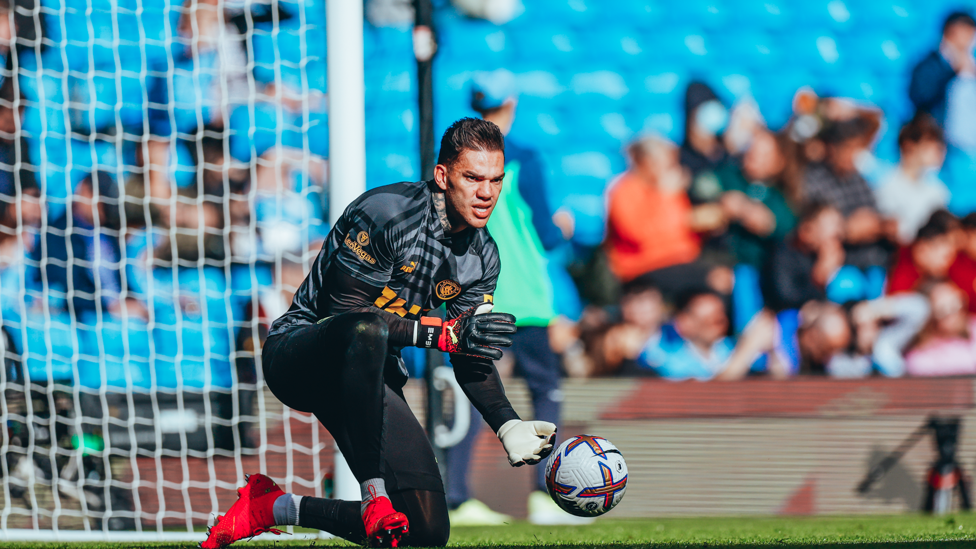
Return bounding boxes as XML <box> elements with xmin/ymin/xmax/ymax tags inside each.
<box><xmin>5</xmin><ymin>514</ymin><xmax>976</xmax><ymax>548</ymax></box>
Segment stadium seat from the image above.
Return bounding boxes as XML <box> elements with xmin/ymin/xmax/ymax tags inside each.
<box><xmin>712</xmin><ymin>31</ymin><xmax>780</xmax><ymax>71</ymax></box>
<box><xmin>791</xmin><ymin>0</ymin><xmax>856</xmax><ymax>34</ymax></box>
<box><xmin>438</xmin><ymin>21</ymin><xmax>511</xmax><ymax>65</ymax></box>
<box><xmin>645</xmin><ymin>29</ymin><xmax>714</xmax><ymax>71</ymax></box>
<box><xmin>510</xmin><ymin>26</ymin><xmax>580</xmax><ymax>69</ymax></box>
<box><xmin>567</xmin><ymin>70</ymin><xmax>630</xmax><ymax>110</ymax></box>
<box><xmin>784</xmin><ymin>32</ymin><xmax>846</xmax><ymax>76</ymax></box>
<box><xmin>664</xmin><ymin>0</ymin><xmax>729</xmax><ymax>31</ymax></box>
<box><xmin>728</xmin><ymin>0</ymin><xmax>791</xmax><ymax>31</ymax></box>
<box><xmin>839</xmin><ymin>33</ymin><xmax>905</xmax><ymax>77</ymax></box>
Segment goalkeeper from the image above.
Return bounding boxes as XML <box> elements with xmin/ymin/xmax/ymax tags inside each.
<box><xmin>202</xmin><ymin>118</ymin><xmax>556</xmax><ymax>549</ymax></box>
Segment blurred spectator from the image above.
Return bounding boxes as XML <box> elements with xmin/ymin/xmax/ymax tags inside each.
<box><xmin>705</xmin><ymin>130</ymin><xmax>797</xmax><ymax>329</ymax></box>
<box><xmin>805</xmin><ymin>118</ymin><xmax>890</xmax><ymax>273</ymax></box>
<box><xmin>789</xmin><ymin>301</ymin><xmax>852</xmax><ymax>375</ymax></box>
<box><xmin>605</xmin><ymin>135</ymin><xmax>730</xmax><ymax>299</ymax></box>
<box><xmin>911</xmin><ymin>11</ymin><xmax>976</xmax><ymax>125</ymax></box>
<box><xmin>763</xmin><ymin>203</ymin><xmax>845</xmax><ymax>311</ymax></box>
<box><xmin>948</xmin><ymin>213</ymin><xmax>976</xmax><ymax>312</ymax></box>
<box><xmin>911</xmin><ymin>11</ymin><xmax>976</xmax><ymax>214</ymax></box>
<box><xmin>712</xmin><ymin>130</ymin><xmax>796</xmax><ymax>267</ymax></box>
<box><xmin>876</xmin><ymin>115</ymin><xmax>949</xmax><ymax>246</ymax></box>
<box><xmin>887</xmin><ymin>210</ymin><xmax>959</xmax><ymax>294</ymax></box>
<box><xmin>904</xmin><ymin>281</ymin><xmax>976</xmax><ymax>376</ymax></box>
<box><xmin>681</xmin><ymin>82</ymin><xmax>728</xmax><ymax>179</ymax></box>
<box><xmin>154</xmin><ymin>185</ymin><xmax>226</xmax><ymax>264</ymax></box>
<box><xmin>847</xmin><ymin>294</ymin><xmax>930</xmax><ymax>378</ymax></box>
<box><xmin>635</xmin><ymin>290</ymin><xmax>782</xmax><ymax>381</ymax></box>
<box><xmin>31</xmin><ymin>172</ymin><xmax>143</xmax><ymax>319</ymax></box>
<box><xmin>605</xmin><ymin>280</ymin><xmax>667</xmax><ymax>376</ymax></box>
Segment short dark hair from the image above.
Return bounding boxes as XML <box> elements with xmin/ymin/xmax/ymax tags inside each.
<box><xmin>944</xmin><ymin>11</ymin><xmax>976</xmax><ymax>33</ymax></box>
<box><xmin>961</xmin><ymin>212</ymin><xmax>976</xmax><ymax>230</ymax></box>
<box><xmin>915</xmin><ymin>209</ymin><xmax>957</xmax><ymax>241</ymax></box>
<box><xmin>674</xmin><ymin>288</ymin><xmax>725</xmax><ymax>316</ymax></box>
<box><xmin>819</xmin><ymin>117</ymin><xmax>870</xmax><ymax>145</ymax></box>
<box><xmin>436</xmin><ymin>117</ymin><xmax>504</xmax><ymax>167</ymax></box>
<box><xmin>798</xmin><ymin>201</ymin><xmax>837</xmax><ymax>226</ymax></box>
<box><xmin>898</xmin><ymin>113</ymin><xmax>944</xmax><ymax>149</ymax></box>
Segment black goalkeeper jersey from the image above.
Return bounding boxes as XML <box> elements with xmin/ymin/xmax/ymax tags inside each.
<box><xmin>270</xmin><ymin>180</ymin><xmax>501</xmax><ymax>338</ymax></box>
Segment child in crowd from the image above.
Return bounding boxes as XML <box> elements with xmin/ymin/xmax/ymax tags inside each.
<box><xmin>887</xmin><ymin>210</ymin><xmax>960</xmax><ymax>294</ymax></box>
<box><xmin>762</xmin><ymin>202</ymin><xmax>846</xmax><ymax>311</ymax></box>
<box><xmin>905</xmin><ymin>282</ymin><xmax>976</xmax><ymax>376</ymax></box>
<box><xmin>875</xmin><ymin>114</ymin><xmax>949</xmax><ymax>246</ymax></box>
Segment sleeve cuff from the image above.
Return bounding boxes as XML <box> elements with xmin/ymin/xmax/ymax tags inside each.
<box><xmin>484</xmin><ymin>407</ymin><xmax>521</xmax><ymax>434</ymax></box>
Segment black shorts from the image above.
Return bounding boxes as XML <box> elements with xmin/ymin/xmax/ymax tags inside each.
<box><xmin>262</xmin><ymin>319</ymin><xmax>444</xmax><ymax>494</ymax></box>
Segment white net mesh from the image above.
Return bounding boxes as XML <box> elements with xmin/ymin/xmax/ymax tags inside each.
<box><xmin>0</xmin><ymin>0</ymin><xmax>331</xmax><ymax>538</ymax></box>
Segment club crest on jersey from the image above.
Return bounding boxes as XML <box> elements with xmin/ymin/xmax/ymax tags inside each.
<box><xmin>435</xmin><ymin>279</ymin><xmax>461</xmax><ymax>300</ymax></box>
<box><xmin>357</xmin><ymin>231</ymin><xmax>370</xmax><ymax>246</ymax></box>
<box><xmin>344</xmin><ymin>234</ymin><xmax>376</xmax><ymax>265</ymax></box>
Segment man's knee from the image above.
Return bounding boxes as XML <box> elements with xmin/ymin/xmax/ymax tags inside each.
<box><xmin>333</xmin><ymin>312</ymin><xmax>389</xmax><ymax>352</ymax></box>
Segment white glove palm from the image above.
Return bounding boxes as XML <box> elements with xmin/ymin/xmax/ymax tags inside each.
<box><xmin>496</xmin><ymin>419</ymin><xmax>557</xmax><ymax>467</ymax></box>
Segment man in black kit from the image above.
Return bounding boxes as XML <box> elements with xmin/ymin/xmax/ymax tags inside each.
<box><xmin>202</xmin><ymin>118</ymin><xmax>557</xmax><ymax>549</ymax></box>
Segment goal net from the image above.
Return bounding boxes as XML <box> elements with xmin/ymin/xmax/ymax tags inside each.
<box><xmin>0</xmin><ymin>0</ymin><xmax>331</xmax><ymax>540</ymax></box>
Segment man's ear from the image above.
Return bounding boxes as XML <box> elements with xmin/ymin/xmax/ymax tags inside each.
<box><xmin>433</xmin><ymin>163</ymin><xmax>449</xmax><ymax>191</ymax></box>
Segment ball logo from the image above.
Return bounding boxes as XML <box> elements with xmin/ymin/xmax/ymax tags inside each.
<box><xmin>357</xmin><ymin>231</ymin><xmax>370</xmax><ymax>246</ymax></box>
<box><xmin>435</xmin><ymin>280</ymin><xmax>461</xmax><ymax>300</ymax></box>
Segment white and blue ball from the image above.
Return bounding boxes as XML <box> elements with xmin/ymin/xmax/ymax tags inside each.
<box><xmin>544</xmin><ymin>434</ymin><xmax>628</xmax><ymax>517</ymax></box>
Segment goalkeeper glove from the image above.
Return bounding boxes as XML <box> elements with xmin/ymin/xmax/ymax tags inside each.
<box><xmin>417</xmin><ymin>303</ymin><xmax>516</xmax><ymax>360</ymax></box>
<box><xmin>497</xmin><ymin>419</ymin><xmax>557</xmax><ymax>467</ymax></box>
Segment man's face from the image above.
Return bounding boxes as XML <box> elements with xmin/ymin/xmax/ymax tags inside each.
<box><xmin>434</xmin><ymin>148</ymin><xmax>505</xmax><ymax>232</ymax></box>
<box><xmin>945</xmin><ymin>22</ymin><xmax>976</xmax><ymax>53</ymax></box>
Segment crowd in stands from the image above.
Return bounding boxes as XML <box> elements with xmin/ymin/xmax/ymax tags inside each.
<box><xmin>3</xmin><ymin>0</ymin><xmax>976</xmax><ymax>388</ymax></box>
<box><xmin>562</xmin><ymin>11</ymin><xmax>976</xmax><ymax>381</ymax></box>
<box><xmin>0</xmin><ymin>0</ymin><xmax>327</xmax><ymax>389</ymax></box>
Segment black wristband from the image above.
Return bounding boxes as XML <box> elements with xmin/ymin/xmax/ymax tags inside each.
<box><xmin>417</xmin><ymin>317</ymin><xmax>443</xmax><ymax>348</ymax></box>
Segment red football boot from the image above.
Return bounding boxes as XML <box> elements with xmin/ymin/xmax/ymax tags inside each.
<box><xmin>200</xmin><ymin>474</ymin><xmax>284</xmax><ymax>549</ymax></box>
<box><xmin>362</xmin><ymin>495</ymin><xmax>409</xmax><ymax>548</ymax></box>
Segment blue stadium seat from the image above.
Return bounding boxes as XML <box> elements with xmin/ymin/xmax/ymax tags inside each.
<box><xmin>579</xmin><ymin>27</ymin><xmax>650</xmax><ymax>68</ymax></box>
<box><xmin>587</xmin><ymin>0</ymin><xmax>665</xmax><ymax>30</ymax></box>
<box><xmin>567</xmin><ymin>70</ymin><xmax>630</xmax><ymax>110</ymax></box>
<box><xmin>791</xmin><ymin>0</ymin><xmax>855</xmax><ymax>34</ymax></box>
<box><xmin>729</xmin><ymin>0</ymin><xmax>791</xmax><ymax>31</ymax></box>
<box><xmin>511</xmin><ymin>26</ymin><xmax>580</xmax><ymax>69</ymax></box>
<box><xmin>438</xmin><ymin>20</ymin><xmax>511</xmax><ymax>64</ymax></box>
<box><xmin>857</xmin><ymin>0</ymin><xmax>916</xmax><ymax>34</ymax></box>
<box><xmin>784</xmin><ymin>32</ymin><xmax>846</xmax><ymax>76</ymax></box>
<box><xmin>664</xmin><ymin>0</ymin><xmax>729</xmax><ymax>30</ymax></box>
<box><xmin>560</xmin><ymin>193</ymin><xmax>606</xmax><ymax>247</ymax></box>
<box><xmin>515</xmin><ymin>0</ymin><xmax>594</xmax><ymax>30</ymax></box>
<box><xmin>510</xmin><ymin>110</ymin><xmax>572</xmax><ymax>149</ymax></box>
<box><xmin>645</xmin><ymin>29</ymin><xmax>714</xmax><ymax>70</ymax></box>
<box><xmin>713</xmin><ymin>32</ymin><xmax>780</xmax><ymax>71</ymax></box>
<box><xmin>21</xmin><ymin>311</ymin><xmax>76</xmax><ymax>384</ymax></box>
<box><xmin>839</xmin><ymin>33</ymin><xmax>905</xmax><ymax>77</ymax></box>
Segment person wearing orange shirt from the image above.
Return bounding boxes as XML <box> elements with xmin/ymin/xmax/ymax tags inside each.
<box><xmin>604</xmin><ymin>135</ymin><xmax>732</xmax><ymax>299</ymax></box>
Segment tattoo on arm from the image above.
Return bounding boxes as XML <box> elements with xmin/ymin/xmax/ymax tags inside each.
<box><xmin>433</xmin><ymin>191</ymin><xmax>453</xmax><ymax>232</ymax></box>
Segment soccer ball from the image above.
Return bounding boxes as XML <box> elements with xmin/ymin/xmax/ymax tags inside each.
<box><xmin>544</xmin><ymin>434</ymin><xmax>628</xmax><ymax>517</ymax></box>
